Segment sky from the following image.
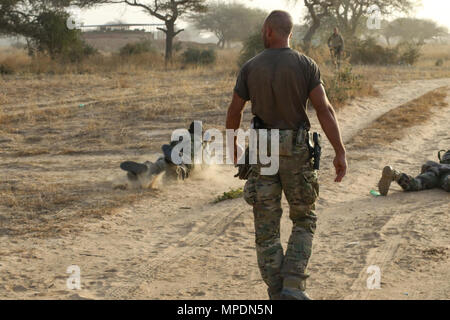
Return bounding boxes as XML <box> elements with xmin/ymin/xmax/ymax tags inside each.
<box><xmin>75</xmin><ymin>0</ymin><xmax>450</xmax><ymax>31</ymax></box>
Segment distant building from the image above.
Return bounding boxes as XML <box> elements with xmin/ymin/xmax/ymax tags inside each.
<box><xmin>99</xmin><ymin>24</ymin><xmax>130</xmax><ymax>32</ymax></box>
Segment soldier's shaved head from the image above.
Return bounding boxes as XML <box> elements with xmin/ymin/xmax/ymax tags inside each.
<box><xmin>264</xmin><ymin>10</ymin><xmax>294</xmax><ymax>38</ymax></box>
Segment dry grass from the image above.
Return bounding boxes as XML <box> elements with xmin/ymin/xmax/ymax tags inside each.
<box><xmin>1</xmin><ymin>41</ymin><xmax>449</xmax><ymax>238</ymax></box>
<box><xmin>354</xmin><ymin>43</ymin><xmax>450</xmax><ymax>82</ymax></box>
<box><xmin>0</xmin><ymin>48</ymin><xmax>31</xmax><ymax>74</ymax></box>
<box><xmin>349</xmin><ymin>87</ymin><xmax>448</xmax><ymax>149</ymax></box>
<box><xmin>0</xmin><ymin>56</ymin><xmax>237</xmax><ymax>238</ymax></box>
<box><xmin>0</xmin><ymin>177</ymin><xmax>155</xmax><ymax>237</ymax></box>
<box><xmin>0</xmin><ymin>47</ymin><xmax>238</xmax><ymax>75</ymax></box>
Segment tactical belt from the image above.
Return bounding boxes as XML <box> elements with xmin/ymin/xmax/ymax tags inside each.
<box><xmin>251</xmin><ymin>115</ymin><xmax>321</xmax><ymax>169</ymax></box>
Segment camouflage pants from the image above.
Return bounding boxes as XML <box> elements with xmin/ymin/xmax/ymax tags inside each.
<box><xmin>398</xmin><ymin>171</ymin><xmax>450</xmax><ymax>192</ymax></box>
<box><xmin>244</xmin><ymin>146</ymin><xmax>318</xmax><ymax>294</ymax></box>
<box><xmin>331</xmin><ymin>46</ymin><xmax>342</xmax><ymax>67</ymax></box>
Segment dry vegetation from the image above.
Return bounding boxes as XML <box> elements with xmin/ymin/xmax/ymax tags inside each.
<box><xmin>349</xmin><ymin>86</ymin><xmax>448</xmax><ymax>149</ymax></box>
<box><xmin>0</xmin><ymin>49</ymin><xmax>239</xmax><ymax>238</ymax></box>
<box><xmin>353</xmin><ymin>44</ymin><xmax>450</xmax><ymax>81</ymax></box>
<box><xmin>0</xmin><ymin>42</ymin><xmax>449</xmax><ymax>238</ymax></box>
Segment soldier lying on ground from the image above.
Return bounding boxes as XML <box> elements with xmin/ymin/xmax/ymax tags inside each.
<box><xmin>118</xmin><ymin>121</ymin><xmax>203</xmax><ymax>188</ymax></box>
<box><xmin>378</xmin><ymin>150</ymin><xmax>450</xmax><ymax>196</ymax></box>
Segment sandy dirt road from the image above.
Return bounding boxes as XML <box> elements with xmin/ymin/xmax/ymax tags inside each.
<box><xmin>0</xmin><ymin>78</ymin><xmax>449</xmax><ymax>300</ymax></box>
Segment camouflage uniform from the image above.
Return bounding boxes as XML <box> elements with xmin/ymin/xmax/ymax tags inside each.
<box><xmin>234</xmin><ymin>47</ymin><xmax>324</xmax><ymax>299</ymax></box>
<box><xmin>398</xmin><ymin>160</ymin><xmax>450</xmax><ymax>192</ymax></box>
<box><xmin>328</xmin><ymin>33</ymin><xmax>344</xmax><ymax>67</ymax></box>
<box><xmin>121</xmin><ymin>122</ymin><xmax>205</xmax><ymax>183</ymax></box>
<box><xmin>378</xmin><ymin>150</ymin><xmax>450</xmax><ymax>195</ymax></box>
<box><xmin>244</xmin><ymin>130</ymin><xmax>318</xmax><ymax>299</ymax></box>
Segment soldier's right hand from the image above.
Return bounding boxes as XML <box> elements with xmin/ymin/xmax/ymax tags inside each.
<box><xmin>334</xmin><ymin>153</ymin><xmax>347</xmax><ymax>182</ymax></box>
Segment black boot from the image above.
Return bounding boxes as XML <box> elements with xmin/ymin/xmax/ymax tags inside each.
<box><xmin>120</xmin><ymin>161</ymin><xmax>149</xmax><ymax>176</ymax></box>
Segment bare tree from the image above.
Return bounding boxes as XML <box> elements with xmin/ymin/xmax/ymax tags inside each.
<box><xmin>302</xmin><ymin>0</ymin><xmax>335</xmax><ymax>51</ymax></box>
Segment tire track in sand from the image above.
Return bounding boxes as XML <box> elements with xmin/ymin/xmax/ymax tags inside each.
<box><xmin>343</xmin><ymin>87</ymin><xmax>450</xmax><ymax>300</ymax></box>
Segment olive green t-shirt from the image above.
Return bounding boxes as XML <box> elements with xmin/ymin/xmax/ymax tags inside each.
<box><xmin>234</xmin><ymin>48</ymin><xmax>323</xmax><ymax>130</ymax></box>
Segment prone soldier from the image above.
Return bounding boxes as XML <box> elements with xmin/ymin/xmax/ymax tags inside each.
<box><xmin>119</xmin><ymin>121</ymin><xmax>205</xmax><ymax>188</ymax></box>
<box><xmin>378</xmin><ymin>150</ymin><xmax>450</xmax><ymax>195</ymax></box>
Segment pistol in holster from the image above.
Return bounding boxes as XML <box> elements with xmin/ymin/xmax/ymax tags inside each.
<box><xmin>307</xmin><ymin>132</ymin><xmax>322</xmax><ymax>170</ymax></box>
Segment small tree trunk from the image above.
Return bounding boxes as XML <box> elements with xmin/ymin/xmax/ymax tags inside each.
<box><xmin>164</xmin><ymin>22</ymin><xmax>175</xmax><ymax>64</ymax></box>
<box><xmin>217</xmin><ymin>37</ymin><xmax>225</xmax><ymax>49</ymax></box>
<box><xmin>303</xmin><ymin>19</ymin><xmax>320</xmax><ymax>52</ymax></box>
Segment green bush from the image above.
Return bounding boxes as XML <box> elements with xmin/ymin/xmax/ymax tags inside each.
<box><xmin>398</xmin><ymin>42</ymin><xmax>422</xmax><ymax>65</ymax></box>
<box><xmin>214</xmin><ymin>188</ymin><xmax>243</xmax><ymax>203</ymax></box>
<box><xmin>182</xmin><ymin>48</ymin><xmax>217</xmax><ymax>65</ymax></box>
<box><xmin>350</xmin><ymin>38</ymin><xmax>398</xmax><ymax>65</ymax></box>
<box><xmin>324</xmin><ymin>65</ymin><xmax>367</xmax><ymax>107</ymax></box>
<box><xmin>119</xmin><ymin>40</ymin><xmax>155</xmax><ymax>56</ymax></box>
<box><xmin>350</xmin><ymin>38</ymin><xmax>421</xmax><ymax>66</ymax></box>
<box><xmin>25</xmin><ymin>10</ymin><xmax>98</xmax><ymax>63</ymax></box>
<box><xmin>31</xmin><ymin>11</ymin><xmax>79</xmax><ymax>58</ymax></box>
<box><xmin>238</xmin><ymin>32</ymin><xmax>264</xmax><ymax>67</ymax></box>
<box><xmin>0</xmin><ymin>64</ymin><xmax>14</xmax><ymax>75</ymax></box>
<box><xmin>62</xmin><ymin>41</ymin><xmax>99</xmax><ymax>63</ymax></box>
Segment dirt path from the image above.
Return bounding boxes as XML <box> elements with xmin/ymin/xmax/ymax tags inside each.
<box><xmin>0</xmin><ymin>78</ymin><xmax>449</xmax><ymax>300</ymax></box>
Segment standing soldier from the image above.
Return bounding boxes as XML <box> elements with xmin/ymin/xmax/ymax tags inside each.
<box><xmin>226</xmin><ymin>11</ymin><xmax>347</xmax><ymax>300</ymax></box>
<box><xmin>328</xmin><ymin>27</ymin><xmax>344</xmax><ymax>69</ymax></box>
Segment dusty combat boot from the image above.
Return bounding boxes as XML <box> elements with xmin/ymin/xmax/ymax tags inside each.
<box><xmin>267</xmin><ymin>286</ymin><xmax>283</xmax><ymax>300</ymax></box>
<box><xmin>120</xmin><ymin>161</ymin><xmax>150</xmax><ymax>176</ymax></box>
<box><xmin>378</xmin><ymin>166</ymin><xmax>402</xmax><ymax>196</ymax></box>
<box><xmin>121</xmin><ymin>160</ymin><xmax>159</xmax><ymax>184</ymax></box>
<box><xmin>280</xmin><ymin>277</ymin><xmax>312</xmax><ymax>300</ymax></box>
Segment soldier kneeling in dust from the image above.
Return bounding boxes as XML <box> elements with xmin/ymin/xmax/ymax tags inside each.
<box><xmin>378</xmin><ymin>150</ymin><xmax>450</xmax><ymax>196</ymax></box>
<box><xmin>118</xmin><ymin>121</ymin><xmax>203</xmax><ymax>188</ymax></box>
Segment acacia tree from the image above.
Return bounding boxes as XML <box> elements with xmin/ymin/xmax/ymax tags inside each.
<box><xmin>0</xmin><ymin>1</ymin><xmax>88</xmax><ymax>58</ymax></box>
<box><xmin>385</xmin><ymin>18</ymin><xmax>447</xmax><ymax>45</ymax></box>
<box><xmin>295</xmin><ymin>0</ymin><xmax>416</xmax><ymax>50</ymax></box>
<box><xmin>94</xmin><ymin>0</ymin><xmax>207</xmax><ymax>63</ymax></box>
<box><xmin>329</xmin><ymin>0</ymin><xmax>415</xmax><ymax>39</ymax></box>
<box><xmin>191</xmin><ymin>2</ymin><xmax>267</xmax><ymax>49</ymax></box>
<box><xmin>0</xmin><ymin>0</ymin><xmax>71</xmax><ymax>36</ymax></box>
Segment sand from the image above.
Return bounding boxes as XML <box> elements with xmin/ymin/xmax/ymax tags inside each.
<box><xmin>0</xmin><ymin>78</ymin><xmax>449</xmax><ymax>300</ymax></box>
